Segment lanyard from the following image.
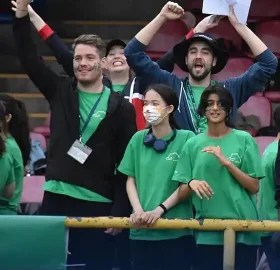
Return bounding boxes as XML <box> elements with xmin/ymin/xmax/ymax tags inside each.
<box><xmin>79</xmin><ymin>91</ymin><xmax>103</xmax><ymax>140</ymax></box>
<box><xmin>186</xmin><ymin>81</ymin><xmax>201</xmax><ymax>121</ymax></box>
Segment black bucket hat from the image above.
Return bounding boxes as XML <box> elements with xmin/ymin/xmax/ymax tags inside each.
<box><xmin>105</xmin><ymin>39</ymin><xmax>127</xmax><ymax>56</ymax></box>
<box><xmin>173</xmin><ymin>33</ymin><xmax>229</xmax><ymax>74</ymax></box>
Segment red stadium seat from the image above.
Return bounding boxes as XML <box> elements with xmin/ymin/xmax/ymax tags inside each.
<box><xmin>32</xmin><ymin>113</ymin><xmax>50</xmax><ymax>138</ymax></box>
<box><xmin>146</xmin><ymin>20</ymin><xmax>187</xmax><ymax>59</ymax></box>
<box><xmin>254</xmin><ymin>136</ymin><xmax>276</xmax><ymax>155</ymax></box>
<box><xmin>30</xmin><ymin>132</ymin><xmax>47</xmax><ymax>152</ymax></box>
<box><xmin>207</xmin><ymin>19</ymin><xmax>243</xmax><ymax>54</ymax></box>
<box><xmin>248</xmin><ymin>0</ymin><xmax>280</xmax><ymax>22</ymax></box>
<box><xmin>21</xmin><ymin>176</ymin><xmax>45</xmax><ymax>204</ymax></box>
<box><xmin>184</xmin><ymin>0</ymin><xmax>203</xmax><ymax>12</ymax></box>
<box><xmin>239</xmin><ymin>95</ymin><xmax>272</xmax><ymax>128</ymax></box>
<box><xmin>212</xmin><ymin>57</ymin><xmax>254</xmax><ymax>81</ymax></box>
<box><xmin>255</xmin><ymin>20</ymin><xmax>280</xmax><ymax>57</ymax></box>
<box><xmin>264</xmin><ymin>91</ymin><xmax>280</xmax><ymax>102</ymax></box>
<box><xmin>172</xmin><ymin>64</ymin><xmax>188</xmax><ymax>79</ymax></box>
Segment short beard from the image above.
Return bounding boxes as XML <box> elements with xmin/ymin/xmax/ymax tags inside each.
<box><xmin>188</xmin><ymin>66</ymin><xmax>211</xmax><ymax>81</ymax></box>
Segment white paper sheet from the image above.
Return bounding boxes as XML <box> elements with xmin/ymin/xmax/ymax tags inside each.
<box><xmin>202</xmin><ymin>0</ymin><xmax>252</xmax><ymax>24</ymax></box>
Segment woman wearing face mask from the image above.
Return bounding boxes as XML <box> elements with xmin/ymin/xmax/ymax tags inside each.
<box><xmin>118</xmin><ymin>84</ymin><xmax>195</xmax><ymax>270</ymax></box>
<box><xmin>0</xmin><ymin>101</ymin><xmax>17</xmax><ymax>208</ymax></box>
<box><xmin>173</xmin><ymin>85</ymin><xmax>263</xmax><ymax>270</ymax></box>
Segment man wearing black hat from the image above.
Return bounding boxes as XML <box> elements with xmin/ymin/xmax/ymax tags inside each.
<box><xmin>124</xmin><ymin>1</ymin><xmax>278</xmax><ymax>133</ymax></box>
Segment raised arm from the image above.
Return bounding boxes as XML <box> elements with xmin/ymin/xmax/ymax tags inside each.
<box><xmin>13</xmin><ymin>0</ymin><xmax>64</xmax><ymax>102</ymax></box>
<box><xmin>124</xmin><ymin>2</ymin><xmax>186</xmax><ymax>85</ymax></box>
<box><xmin>12</xmin><ymin>0</ymin><xmax>74</xmax><ymax>77</ymax></box>
<box><xmin>224</xmin><ymin>7</ymin><xmax>277</xmax><ymax>107</ymax></box>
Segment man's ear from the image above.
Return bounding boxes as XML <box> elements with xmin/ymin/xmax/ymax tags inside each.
<box><xmin>101</xmin><ymin>57</ymin><xmax>107</xmax><ymax>70</ymax></box>
<box><xmin>212</xmin><ymin>56</ymin><xmax>217</xmax><ymax>67</ymax></box>
<box><xmin>5</xmin><ymin>114</ymin><xmax>12</xmax><ymax>123</ymax></box>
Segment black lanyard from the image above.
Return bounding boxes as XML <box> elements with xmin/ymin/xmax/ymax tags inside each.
<box><xmin>79</xmin><ymin>91</ymin><xmax>104</xmax><ymax>139</ymax></box>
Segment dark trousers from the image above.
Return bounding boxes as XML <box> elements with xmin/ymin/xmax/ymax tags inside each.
<box><xmin>40</xmin><ymin>191</ymin><xmax>114</xmax><ymax>270</ymax></box>
<box><xmin>194</xmin><ymin>244</ymin><xmax>258</xmax><ymax>270</ymax></box>
<box><xmin>261</xmin><ymin>236</ymin><xmax>280</xmax><ymax>270</ymax></box>
<box><xmin>130</xmin><ymin>235</ymin><xmax>195</xmax><ymax>270</ymax></box>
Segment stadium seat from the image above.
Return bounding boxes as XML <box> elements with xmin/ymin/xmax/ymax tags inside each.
<box><xmin>20</xmin><ymin>176</ymin><xmax>45</xmax><ymax>204</ymax></box>
<box><xmin>212</xmin><ymin>57</ymin><xmax>254</xmax><ymax>82</ymax></box>
<box><xmin>207</xmin><ymin>19</ymin><xmax>243</xmax><ymax>54</ymax></box>
<box><xmin>184</xmin><ymin>0</ymin><xmax>203</xmax><ymax>12</ymax></box>
<box><xmin>32</xmin><ymin>112</ymin><xmax>50</xmax><ymax>138</ymax></box>
<box><xmin>255</xmin><ymin>20</ymin><xmax>280</xmax><ymax>57</ymax></box>
<box><xmin>248</xmin><ymin>0</ymin><xmax>280</xmax><ymax>22</ymax></box>
<box><xmin>239</xmin><ymin>95</ymin><xmax>272</xmax><ymax>129</ymax></box>
<box><xmin>264</xmin><ymin>91</ymin><xmax>280</xmax><ymax>102</ymax></box>
<box><xmin>146</xmin><ymin>20</ymin><xmax>187</xmax><ymax>59</ymax></box>
<box><xmin>30</xmin><ymin>132</ymin><xmax>47</xmax><ymax>152</ymax></box>
<box><xmin>254</xmin><ymin>136</ymin><xmax>276</xmax><ymax>155</ymax></box>
<box><xmin>172</xmin><ymin>64</ymin><xmax>188</xmax><ymax>79</ymax></box>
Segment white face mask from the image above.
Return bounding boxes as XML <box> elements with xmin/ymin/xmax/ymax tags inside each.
<box><xmin>143</xmin><ymin>105</ymin><xmax>166</xmax><ymax>125</ymax></box>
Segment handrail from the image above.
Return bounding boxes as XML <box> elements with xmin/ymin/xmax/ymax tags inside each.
<box><xmin>65</xmin><ymin>217</ymin><xmax>280</xmax><ymax>270</ymax></box>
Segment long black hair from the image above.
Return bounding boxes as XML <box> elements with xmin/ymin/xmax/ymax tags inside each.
<box><xmin>0</xmin><ymin>101</ymin><xmax>7</xmax><ymax>156</ymax></box>
<box><xmin>0</xmin><ymin>95</ymin><xmax>31</xmax><ymax>166</ymax></box>
<box><xmin>198</xmin><ymin>85</ymin><xmax>234</xmax><ymax>127</ymax></box>
<box><xmin>144</xmin><ymin>84</ymin><xmax>179</xmax><ymax>129</ymax></box>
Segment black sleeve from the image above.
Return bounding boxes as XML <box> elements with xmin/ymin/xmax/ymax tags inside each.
<box><xmin>111</xmin><ymin>99</ymin><xmax>137</xmax><ymax>217</ymax></box>
<box><xmin>45</xmin><ymin>33</ymin><xmax>74</xmax><ymax>77</ymax></box>
<box><xmin>275</xmin><ymin>140</ymin><xmax>280</xmax><ymax>208</ymax></box>
<box><xmin>13</xmin><ymin>16</ymin><xmax>61</xmax><ymax>102</ymax></box>
<box><xmin>156</xmin><ymin>47</ymin><xmax>175</xmax><ymax>73</ymax></box>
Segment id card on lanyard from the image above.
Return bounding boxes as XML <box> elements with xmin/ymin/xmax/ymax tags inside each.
<box><xmin>67</xmin><ymin>91</ymin><xmax>103</xmax><ymax>164</ymax></box>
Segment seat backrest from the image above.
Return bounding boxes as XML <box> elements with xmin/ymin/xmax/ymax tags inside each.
<box><xmin>255</xmin><ymin>20</ymin><xmax>280</xmax><ymax>55</ymax></box>
<box><xmin>254</xmin><ymin>136</ymin><xmax>276</xmax><ymax>155</ymax></box>
<box><xmin>172</xmin><ymin>64</ymin><xmax>188</xmax><ymax>79</ymax></box>
<box><xmin>207</xmin><ymin>19</ymin><xmax>243</xmax><ymax>52</ymax></box>
<box><xmin>30</xmin><ymin>132</ymin><xmax>47</xmax><ymax>152</ymax></box>
<box><xmin>249</xmin><ymin>0</ymin><xmax>280</xmax><ymax>20</ymax></box>
<box><xmin>20</xmin><ymin>176</ymin><xmax>45</xmax><ymax>204</ymax></box>
<box><xmin>239</xmin><ymin>95</ymin><xmax>272</xmax><ymax>128</ymax></box>
<box><xmin>212</xmin><ymin>57</ymin><xmax>254</xmax><ymax>82</ymax></box>
<box><xmin>146</xmin><ymin>20</ymin><xmax>187</xmax><ymax>55</ymax></box>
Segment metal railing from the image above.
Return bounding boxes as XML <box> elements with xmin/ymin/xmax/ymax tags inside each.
<box><xmin>65</xmin><ymin>217</ymin><xmax>280</xmax><ymax>270</ymax></box>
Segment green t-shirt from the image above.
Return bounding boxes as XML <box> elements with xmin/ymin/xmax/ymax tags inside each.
<box><xmin>0</xmin><ymin>143</ymin><xmax>15</xmax><ymax>198</ymax></box>
<box><xmin>173</xmin><ymin>129</ymin><xmax>264</xmax><ymax>245</ymax></box>
<box><xmin>112</xmin><ymin>84</ymin><xmax>125</xmax><ymax>94</ymax></box>
<box><xmin>118</xmin><ymin>129</ymin><xmax>195</xmax><ymax>240</ymax></box>
<box><xmin>185</xmin><ymin>84</ymin><xmax>207</xmax><ymax>134</ymax></box>
<box><xmin>44</xmin><ymin>87</ymin><xmax>112</xmax><ymax>203</ymax></box>
<box><xmin>0</xmin><ymin>137</ymin><xmax>24</xmax><ymax>214</ymax></box>
<box><xmin>258</xmin><ymin>141</ymin><xmax>278</xmax><ymax>223</ymax></box>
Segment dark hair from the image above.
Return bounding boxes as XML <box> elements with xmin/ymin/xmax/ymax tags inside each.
<box><xmin>198</xmin><ymin>85</ymin><xmax>233</xmax><ymax>127</ymax></box>
<box><xmin>0</xmin><ymin>95</ymin><xmax>31</xmax><ymax>166</ymax></box>
<box><xmin>72</xmin><ymin>34</ymin><xmax>106</xmax><ymax>58</ymax></box>
<box><xmin>144</xmin><ymin>84</ymin><xmax>179</xmax><ymax>129</ymax></box>
<box><xmin>0</xmin><ymin>101</ymin><xmax>7</xmax><ymax>156</ymax></box>
<box><xmin>274</xmin><ymin>106</ymin><xmax>280</xmax><ymax>132</ymax></box>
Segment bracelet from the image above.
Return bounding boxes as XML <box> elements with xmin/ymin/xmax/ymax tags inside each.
<box><xmin>188</xmin><ymin>179</ymin><xmax>194</xmax><ymax>188</ymax></box>
<box><xmin>159</xmin><ymin>203</ymin><xmax>168</xmax><ymax>214</ymax></box>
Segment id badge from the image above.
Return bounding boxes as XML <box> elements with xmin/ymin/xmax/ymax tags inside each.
<box><xmin>67</xmin><ymin>139</ymin><xmax>92</xmax><ymax>164</ymax></box>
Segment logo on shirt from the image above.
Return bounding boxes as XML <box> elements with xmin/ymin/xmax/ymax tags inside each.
<box><xmin>93</xmin><ymin>111</ymin><xmax>106</xmax><ymax>119</ymax></box>
<box><xmin>227</xmin><ymin>153</ymin><xmax>242</xmax><ymax>164</ymax></box>
<box><xmin>166</xmin><ymin>152</ymin><xmax>180</xmax><ymax>162</ymax></box>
